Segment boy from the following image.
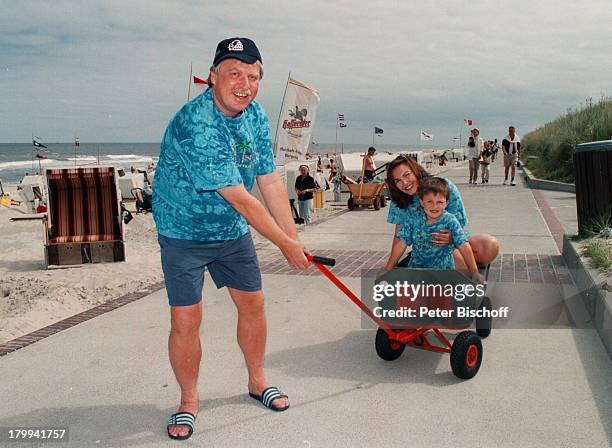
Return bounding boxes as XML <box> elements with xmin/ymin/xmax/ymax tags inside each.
<box><xmin>479</xmin><ymin>141</ymin><xmax>493</xmax><ymax>184</ymax></box>
<box><xmin>395</xmin><ymin>177</ymin><xmax>485</xmax><ymax>283</ymax></box>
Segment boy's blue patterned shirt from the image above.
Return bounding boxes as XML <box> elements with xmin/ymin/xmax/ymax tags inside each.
<box><xmin>387</xmin><ymin>178</ymin><xmax>468</xmax><ymax>228</ymax></box>
<box><xmin>153</xmin><ymin>89</ymin><xmax>276</xmax><ymax>241</ymax></box>
<box><xmin>397</xmin><ymin>206</ymin><xmax>468</xmax><ymax>269</ymax></box>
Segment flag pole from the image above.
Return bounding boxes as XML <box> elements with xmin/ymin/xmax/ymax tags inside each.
<box><xmin>273</xmin><ymin>71</ymin><xmax>291</xmax><ymax>160</ymax></box>
<box><xmin>187</xmin><ymin>62</ymin><xmax>193</xmax><ymax>102</ymax></box>
<box><xmin>335</xmin><ymin>114</ymin><xmax>338</xmax><ymax>153</ymax></box>
<box><xmin>31</xmin><ymin>132</ymin><xmax>34</xmax><ymax>171</ymax></box>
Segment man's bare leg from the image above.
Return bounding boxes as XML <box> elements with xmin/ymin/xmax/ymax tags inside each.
<box><xmin>228</xmin><ymin>287</ymin><xmax>289</xmax><ymax>409</ymax></box>
<box><xmin>168</xmin><ymin>303</ymin><xmax>202</xmax><ymax>438</ymax></box>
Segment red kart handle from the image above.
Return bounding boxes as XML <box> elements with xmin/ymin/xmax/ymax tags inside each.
<box><xmin>307</xmin><ymin>255</ymin><xmax>336</xmax><ymax>266</ymax></box>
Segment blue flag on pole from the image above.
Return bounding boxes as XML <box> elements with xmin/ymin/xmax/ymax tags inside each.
<box><xmin>374</xmin><ymin>127</ymin><xmax>384</xmax><ymax>135</ymax></box>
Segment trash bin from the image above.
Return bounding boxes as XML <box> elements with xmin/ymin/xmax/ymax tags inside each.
<box><xmin>313</xmin><ymin>191</ymin><xmax>324</xmax><ymax>209</ymax></box>
<box><xmin>574</xmin><ymin>140</ymin><xmax>612</xmax><ymax>233</ymax></box>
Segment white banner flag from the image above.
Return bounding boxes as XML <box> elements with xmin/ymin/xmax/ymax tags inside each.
<box><xmin>420</xmin><ymin>130</ymin><xmax>433</xmax><ymax>141</ymax></box>
<box><xmin>274</xmin><ymin>77</ymin><xmax>320</xmax><ymax>165</ymax></box>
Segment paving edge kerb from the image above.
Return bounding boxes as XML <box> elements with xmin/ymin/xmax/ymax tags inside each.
<box><xmin>521</xmin><ymin>164</ymin><xmax>576</xmax><ymax>193</ymax></box>
<box><xmin>0</xmin><ymin>281</ymin><xmax>166</xmax><ymax>357</ymax></box>
<box><xmin>561</xmin><ymin>234</ymin><xmax>612</xmax><ymax>356</ymax></box>
<box><xmin>529</xmin><ymin>187</ymin><xmax>610</xmax><ymax>357</ymax></box>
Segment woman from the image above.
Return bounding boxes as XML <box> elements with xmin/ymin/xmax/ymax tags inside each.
<box><xmin>466</xmin><ymin>136</ymin><xmax>479</xmax><ymax>184</ymax></box>
<box><xmin>383</xmin><ymin>154</ymin><xmax>499</xmax><ymax>271</ymax></box>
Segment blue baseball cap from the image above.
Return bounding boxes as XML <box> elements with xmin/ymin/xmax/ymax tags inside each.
<box><xmin>213</xmin><ymin>37</ymin><xmax>262</xmax><ymax>66</ymax></box>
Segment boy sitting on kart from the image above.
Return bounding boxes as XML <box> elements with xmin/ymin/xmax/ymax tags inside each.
<box><xmin>393</xmin><ymin>177</ymin><xmax>485</xmax><ymax>284</ymax></box>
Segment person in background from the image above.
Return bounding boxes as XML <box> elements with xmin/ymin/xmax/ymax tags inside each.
<box><xmin>466</xmin><ymin>136</ymin><xmax>479</xmax><ymax>184</ymax></box>
<box><xmin>502</xmin><ymin>126</ymin><xmax>521</xmax><ymax>186</ymax></box>
<box><xmin>364</xmin><ymin>146</ymin><xmax>376</xmax><ymax>181</ymax></box>
<box><xmin>491</xmin><ymin>139</ymin><xmax>499</xmax><ymax>162</ymax></box>
<box><xmin>295</xmin><ymin>164</ymin><xmax>317</xmax><ymax>224</ymax></box>
<box><xmin>328</xmin><ymin>158</ymin><xmax>341</xmax><ymax>201</ymax></box>
<box><xmin>480</xmin><ymin>141</ymin><xmax>493</xmax><ymax>183</ymax></box>
<box><xmin>313</xmin><ymin>167</ymin><xmax>329</xmax><ymax>191</ymax></box>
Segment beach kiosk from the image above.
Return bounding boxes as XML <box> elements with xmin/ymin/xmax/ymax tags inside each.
<box><xmin>42</xmin><ymin>166</ymin><xmax>126</xmax><ymax>267</ymax></box>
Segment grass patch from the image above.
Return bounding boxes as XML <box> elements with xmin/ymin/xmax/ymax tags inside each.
<box><xmin>582</xmin><ymin>239</ymin><xmax>612</xmax><ymax>272</ymax></box>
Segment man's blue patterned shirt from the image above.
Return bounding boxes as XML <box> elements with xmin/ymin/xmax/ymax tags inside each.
<box><xmin>153</xmin><ymin>89</ymin><xmax>276</xmax><ymax>241</ymax></box>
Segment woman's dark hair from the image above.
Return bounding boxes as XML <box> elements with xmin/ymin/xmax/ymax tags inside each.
<box><xmin>386</xmin><ymin>154</ymin><xmax>431</xmax><ymax>209</ymax></box>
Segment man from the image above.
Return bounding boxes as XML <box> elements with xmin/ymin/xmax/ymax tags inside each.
<box><xmin>364</xmin><ymin>146</ymin><xmax>376</xmax><ymax>181</ymax></box>
<box><xmin>502</xmin><ymin>126</ymin><xmax>521</xmax><ymax>185</ymax></box>
<box><xmin>466</xmin><ymin>128</ymin><xmax>483</xmax><ymax>184</ymax></box>
<box><xmin>294</xmin><ymin>164</ymin><xmax>317</xmax><ymax>224</ymax></box>
<box><xmin>153</xmin><ymin>37</ymin><xmax>310</xmax><ymax>441</ymax></box>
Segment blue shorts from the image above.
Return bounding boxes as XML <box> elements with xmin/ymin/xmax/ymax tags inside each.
<box><xmin>158</xmin><ymin>232</ymin><xmax>262</xmax><ymax>307</ymax></box>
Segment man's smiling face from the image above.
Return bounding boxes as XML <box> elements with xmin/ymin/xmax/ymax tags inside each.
<box><xmin>210</xmin><ymin>59</ymin><xmax>262</xmax><ymax>117</ymax></box>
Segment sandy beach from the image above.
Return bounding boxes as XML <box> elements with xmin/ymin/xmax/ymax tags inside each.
<box><xmin>0</xmin><ymin>188</ymin><xmax>344</xmax><ymax>345</ymax></box>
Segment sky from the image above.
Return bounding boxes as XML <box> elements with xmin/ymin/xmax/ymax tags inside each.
<box><xmin>1</xmin><ymin>0</ymin><xmax>611</xmax><ymax>146</ymax></box>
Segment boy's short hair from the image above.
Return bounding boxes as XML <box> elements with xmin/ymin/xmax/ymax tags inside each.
<box><xmin>418</xmin><ymin>177</ymin><xmax>450</xmax><ymax>200</ymax></box>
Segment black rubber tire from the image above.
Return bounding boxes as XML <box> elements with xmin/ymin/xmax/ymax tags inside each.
<box><xmin>476</xmin><ymin>296</ymin><xmax>492</xmax><ymax>338</ymax></box>
<box><xmin>375</xmin><ymin>328</ymin><xmax>405</xmax><ymax>361</ymax></box>
<box><xmin>450</xmin><ymin>331</ymin><xmax>483</xmax><ymax>379</ymax></box>
<box><xmin>373</xmin><ymin>196</ymin><xmax>381</xmax><ymax>210</ymax></box>
<box><xmin>348</xmin><ymin>197</ymin><xmax>356</xmax><ymax>210</ymax></box>
<box><xmin>380</xmin><ymin>195</ymin><xmax>387</xmax><ymax>208</ymax></box>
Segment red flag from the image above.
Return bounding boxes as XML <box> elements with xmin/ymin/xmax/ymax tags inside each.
<box><xmin>189</xmin><ymin>74</ymin><xmax>209</xmax><ymax>100</ymax></box>
<box><xmin>464</xmin><ymin>119</ymin><xmax>473</xmax><ymax>126</ymax></box>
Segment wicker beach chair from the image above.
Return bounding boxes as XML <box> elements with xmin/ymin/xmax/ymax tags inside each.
<box><xmin>43</xmin><ymin>167</ymin><xmax>126</xmax><ymax>267</ymax></box>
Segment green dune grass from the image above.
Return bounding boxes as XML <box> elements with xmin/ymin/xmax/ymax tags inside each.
<box><xmin>523</xmin><ymin>97</ymin><xmax>612</xmax><ymax>183</ymax></box>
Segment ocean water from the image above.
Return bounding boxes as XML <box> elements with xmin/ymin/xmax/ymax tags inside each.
<box><xmin>0</xmin><ymin>143</ymin><xmax>160</xmax><ymax>184</ymax></box>
<box><xmin>0</xmin><ymin>142</ymin><xmax>452</xmax><ymax>184</ymax></box>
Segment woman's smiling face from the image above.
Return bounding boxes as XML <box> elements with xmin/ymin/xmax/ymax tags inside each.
<box><xmin>391</xmin><ymin>163</ymin><xmax>419</xmax><ymax>196</ymax></box>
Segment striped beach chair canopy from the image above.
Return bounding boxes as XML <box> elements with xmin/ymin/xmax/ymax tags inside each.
<box><xmin>46</xmin><ymin>167</ymin><xmax>122</xmax><ymax>244</ymax></box>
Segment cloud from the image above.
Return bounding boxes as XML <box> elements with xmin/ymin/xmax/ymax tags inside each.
<box><xmin>0</xmin><ymin>0</ymin><xmax>611</xmax><ymax>143</ymax></box>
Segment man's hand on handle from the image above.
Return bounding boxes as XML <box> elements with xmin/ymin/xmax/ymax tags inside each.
<box><xmin>279</xmin><ymin>238</ymin><xmax>311</xmax><ymax>270</ymax></box>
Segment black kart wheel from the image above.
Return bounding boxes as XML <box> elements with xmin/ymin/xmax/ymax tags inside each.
<box><xmin>375</xmin><ymin>328</ymin><xmax>405</xmax><ymax>361</ymax></box>
<box><xmin>373</xmin><ymin>196</ymin><xmax>381</xmax><ymax>210</ymax></box>
<box><xmin>476</xmin><ymin>296</ymin><xmax>492</xmax><ymax>338</ymax></box>
<box><xmin>450</xmin><ymin>331</ymin><xmax>483</xmax><ymax>379</ymax></box>
<box><xmin>380</xmin><ymin>195</ymin><xmax>387</xmax><ymax>208</ymax></box>
<box><xmin>348</xmin><ymin>197</ymin><xmax>356</xmax><ymax>210</ymax></box>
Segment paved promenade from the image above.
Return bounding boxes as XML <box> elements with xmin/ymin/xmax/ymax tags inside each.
<box><xmin>0</xmin><ymin>160</ymin><xmax>610</xmax><ymax>447</ymax></box>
